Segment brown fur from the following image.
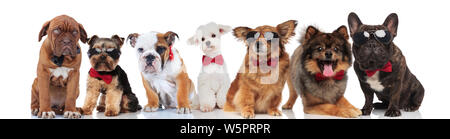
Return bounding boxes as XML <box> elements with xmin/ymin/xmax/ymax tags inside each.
<box><xmin>284</xmin><ymin>25</ymin><xmax>361</xmax><ymax>118</ymax></box>
<box><xmin>224</xmin><ymin>20</ymin><xmax>297</xmax><ymax>118</ymax></box>
<box><xmin>31</xmin><ymin>15</ymin><xmax>87</xmax><ymax>118</ymax></box>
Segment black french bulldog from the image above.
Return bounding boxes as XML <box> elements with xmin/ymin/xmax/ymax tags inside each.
<box><xmin>348</xmin><ymin>12</ymin><xmax>424</xmax><ymax>117</ymax></box>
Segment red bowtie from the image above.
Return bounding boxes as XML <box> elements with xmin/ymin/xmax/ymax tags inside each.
<box><xmin>252</xmin><ymin>58</ymin><xmax>278</xmax><ymax>68</ymax></box>
<box><xmin>202</xmin><ymin>55</ymin><xmax>224</xmax><ymax>66</ymax></box>
<box><xmin>169</xmin><ymin>45</ymin><xmax>174</xmax><ymax>60</ymax></box>
<box><xmin>89</xmin><ymin>68</ymin><xmax>113</xmax><ymax>84</ymax></box>
<box><xmin>365</xmin><ymin>61</ymin><xmax>392</xmax><ymax>77</ymax></box>
<box><xmin>315</xmin><ymin>70</ymin><xmax>345</xmax><ymax>81</ymax></box>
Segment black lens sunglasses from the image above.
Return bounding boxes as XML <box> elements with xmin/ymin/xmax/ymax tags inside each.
<box><xmin>352</xmin><ymin>30</ymin><xmax>392</xmax><ymax>45</ymax></box>
<box><xmin>246</xmin><ymin>31</ymin><xmax>279</xmax><ymax>43</ymax></box>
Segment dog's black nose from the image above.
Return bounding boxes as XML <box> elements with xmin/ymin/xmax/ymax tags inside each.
<box><xmin>146</xmin><ymin>55</ymin><xmax>155</xmax><ymax>65</ymax></box>
<box><xmin>100</xmin><ymin>55</ymin><xmax>106</xmax><ymax>60</ymax></box>
<box><xmin>206</xmin><ymin>41</ymin><xmax>211</xmax><ymax>47</ymax></box>
<box><xmin>325</xmin><ymin>51</ymin><xmax>332</xmax><ymax>59</ymax></box>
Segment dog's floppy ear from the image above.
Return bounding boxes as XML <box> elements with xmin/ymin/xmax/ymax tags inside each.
<box><xmin>78</xmin><ymin>24</ymin><xmax>88</xmax><ymax>43</ymax></box>
<box><xmin>277</xmin><ymin>20</ymin><xmax>298</xmax><ymax>44</ymax></box>
<box><xmin>233</xmin><ymin>27</ymin><xmax>252</xmax><ymax>41</ymax></box>
<box><xmin>304</xmin><ymin>26</ymin><xmax>319</xmax><ymax>41</ymax></box>
<box><xmin>111</xmin><ymin>35</ymin><xmax>125</xmax><ymax>48</ymax></box>
<box><xmin>38</xmin><ymin>21</ymin><xmax>50</xmax><ymax>42</ymax></box>
<box><xmin>218</xmin><ymin>24</ymin><xmax>232</xmax><ymax>35</ymax></box>
<box><xmin>348</xmin><ymin>12</ymin><xmax>363</xmax><ymax>36</ymax></box>
<box><xmin>164</xmin><ymin>31</ymin><xmax>179</xmax><ymax>46</ymax></box>
<box><xmin>87</xmin><ymin>35</ymin><xmax>99</xmax><ymax>46</ymax></box>
<box><xmin>383</xmin><ymin>13</ymin><xmax>398</xmax><ymax>37</ymax></box>
<box><xmin>333</xmin><ymin>25</ymin><xmax>349</xmax><ymax>40</ymax></box>
<box><xmin>127</xmin><ymin>33</ymin><xmax>140</xmax><ymax>48</ymax></box>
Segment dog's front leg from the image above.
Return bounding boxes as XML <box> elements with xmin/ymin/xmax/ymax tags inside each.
<box><xmin>37</xmin><ymin>69</ymin><xmax>54</xmax><ymax>119</ymax></box>
<box><xmin>384</xmin><ymin>82</ymin><xmax>403</xmax><ymax>117</ymax></box>
<box><xmin>82</xmin><ymin>87</ymin><xmax>101</xmax><ymax>115</ymax></box>
<box><xmin>63</xmin><ymin>70</ymin><xmax>81</xmax><ymax>119</ymax></box>
<box><xmin>176</xmin><ymin>73</ymin><xmax>191</xmax><ymax>114</ymax></box>
<box><xmin>236</xmin><ymin>87</ymin><xmax>255</xmax><ymax>118</ymax></box>
<box><xmin>141</xmin><ymin>75</ymin><xmax>159</xmax><ymax>112</ymax></box>
<box><xmin>360</xmin><ymin>82</ymin><xmax>375</xmax><ymax>115</ymax></box>
<box><xmin>104</xmin><ymin>89</ymin><xmax>123</xmax><ymax>116</ymax></box>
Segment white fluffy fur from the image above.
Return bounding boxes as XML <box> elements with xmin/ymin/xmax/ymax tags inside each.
<box><xmin>366</xmin><ymin>71</ymin><xmax>385</xmax><ymax>92</ymax></box>
<box><xmin>134</xmin><ymin>31</ymin><xmax>192</xmax><ymax>109</ymax></box>
<box><xmin>188</xmin><ymin>22</ymin><xmax>231</xmax><ymax>112</ymax></box>
<box><xmin>49</xmin><ymin>67</ymin><xmax>73</xmax><ymax>80</ymax></box>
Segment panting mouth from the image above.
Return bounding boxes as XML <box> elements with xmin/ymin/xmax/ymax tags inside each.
<box><xmin>318</xmin><ymin>59</ymin><xmax>337</xmax><ymax>77</ymax></box>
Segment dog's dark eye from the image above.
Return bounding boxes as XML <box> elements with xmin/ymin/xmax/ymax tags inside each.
<box><xmin>156</xmin><ymin>46</ymin><xmax>166</xmax><ymax>54</ymax></box>
<box><xmin>137</xmin><ymin>48</ymin><xmax>143</xmax><ymax>53</ymax></box>
<box><xmin>211</xmin><ymin>34</ymin><xmax>216</xmax><ymax>38</ymax></box>
<box><xmin>318</xmin><ymin>47</ymin><xmax>323</xmax><ymax>51</ymax></box>
<box><xmin>201</xmin><ymin>37</ymin><xmax>205</xmax><ymax>41</ymax></box>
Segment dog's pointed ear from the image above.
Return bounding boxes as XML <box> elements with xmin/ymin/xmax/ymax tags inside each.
<box><xmin>333</xmin><ymin>25</ymin><xmax>349</xmax><ymax>40</ymax></box>
<box><xmin>38</xmin><ymin>21</ymin><xmax>50</xmax><ymax>42</ymax></box>
<box><xmin>87</xmin><ymin>35</ymin><xmax>99</xmax><ymax>46</ymax></box>
<box><xmin>218</xmin><ymin>24</ymin><xmax>232</xmax><ymax>35</ymax></box>
<box><xmin>233</xmin><ymin>27</ymin><xmax>252</xmax><ymax>41</ymax></box>
<box><xmin>111</xmin><ymin>35</ymin><xmax>125</xmax><ymax>48</ymax></box>
<box><xmin>277</xmin><ymin>20</ymin><xmax>298</xmax><ymax>44</ymax></box>
<box><xmin>127</xmin><ymin>33</ymin><xmax>140</xmax><ymax>48</ymax></box>
<box><xmin>78</xmin><ymin>24</ymin><xmax>88</xmax><ymax>43</ymax></box>
<box><xmin>164</xmin><ymin>31</ymin><xmax>179</xmax><ymax>46</ymax></box>
<box><xmin>348</xmin><ymin>12</ymin><xmax>363</xmax><ymax>36</ymax></box>
<box><xmin>304</xmin><ymin>26</ymin><xmax>319</xmax><ymax>41</ymax></box>
<box><xmin>383</xmin><ymin>13</ymin><xmax>398</xmax><ymax>37</ymax></box>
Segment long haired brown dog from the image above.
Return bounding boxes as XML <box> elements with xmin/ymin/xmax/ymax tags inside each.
<box><xmin>283</xmin><ymin>25</ymin><xmax>361</xmax><ymax>118</ymax></box>
<box><xmin>31</xmin><ymin>15</ymin><xmax>88</xmax><ymax>119</ymax></box>
<box><xmin>224</xmin><ymin>20</ymin><xmax>297</xmax><ymax>118</ymax></box>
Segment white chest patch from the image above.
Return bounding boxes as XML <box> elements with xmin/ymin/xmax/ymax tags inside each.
<box><xmin>366</xmin><ymin>71</ymin><xmax>384</xmax><ymax>92</ymax></box>
<box><xmin>49</xmin><ymin>67</ymin><xmax>73</xmax><ymax>80</ymax></box>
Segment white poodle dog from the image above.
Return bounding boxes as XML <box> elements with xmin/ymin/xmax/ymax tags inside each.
<box><xmin>188</xmin><ymin>22</ymin><xmax>231</xmax><ymax>112</ymax></box>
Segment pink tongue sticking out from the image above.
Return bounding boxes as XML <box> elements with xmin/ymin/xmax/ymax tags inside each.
<box><xmin>323</xmin><ymin>64</ymin><xmax>334</xmax><ymax>77</ymax></box>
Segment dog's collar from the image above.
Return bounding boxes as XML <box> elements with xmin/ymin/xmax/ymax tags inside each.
<box><xmin>365</xmin><ymin>61</ymin><xmax>392</xmax><ymax>77</ymax></box>
<box><xmin>89</xmin><ymin>67</ymin><xmax>118</xmax><ymax>84</ymax></box>
<box><xmin>315</xmin><ymin>70</ymin><xmax>345</xmax><ymax>81</ymax></box>
<box><xmin>51</xmin><ymin>46</ymin><xmax>81</xmax><ymax>67</ymax></box>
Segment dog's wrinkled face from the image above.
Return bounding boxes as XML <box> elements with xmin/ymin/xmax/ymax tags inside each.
<box><xmin>39</xmin><ymin>15</ymin><xmax>87</xmax><ymax>57</ymax></box>
<box><xmin>127</xmin><ymin>31</ymin><xmax>178</xmax><ymax>74</ymax></box>
<box><xmin>87</xmin><ymin>35</ymin><xmax>124</xmax><ymax>71</ymax></box>
<box><xmin>188</xmin><ymin>22</ymin><xmax>231</xmax><ymax>55</ymax></box>
<box><xmin>301</xmin><ymin>26</ymin><xmax>352</xmax><ymax>77</ymax></box>
<box><xmin>348</xmin><ymin>12</ymin><xmax>398</xmax><ymax>70</ymax></box>
<box><xmin>233</xmin><ymin>20</ymin><xmax>297</xmax><ymax>67</ymax></box>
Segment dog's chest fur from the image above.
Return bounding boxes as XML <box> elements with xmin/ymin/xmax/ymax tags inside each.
<box><xmin>142</xmin><ymin>51</ymin><xmax>183</xmax><ymax>108</ymax></box>
<box><xmin>366</xmin><ymin>71</ymin><xmax>385</xmax><ymax>92</ymax></box>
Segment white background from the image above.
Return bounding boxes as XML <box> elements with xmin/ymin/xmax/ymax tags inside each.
<box><xmin>0</xmin><ymin>0</ymin><xmax>448</xmax><ymax>119</ymax></box>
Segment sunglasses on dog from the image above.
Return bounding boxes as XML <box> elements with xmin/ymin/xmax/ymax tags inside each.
<box><xmin>246</xmin><ymin>31</ymin><xmax>279</xmax><ymax>43</ymax></box>
<box><xmin>352</xmin><ymin>30</ymin><xmax>392</xmax><ymax>45</ymax></box>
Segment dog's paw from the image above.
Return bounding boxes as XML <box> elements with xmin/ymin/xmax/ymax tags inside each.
<box><xmin>361</xmin><ymin>107</ymin><xmax>373</xmax><ymax>115</ymax></box>
<box><xmin>241</xmin><ymin>109</ymin><xmax>255</xmax><ymax>119</ymax></box>
<box><xmin>385</xmin><ymin>109</ymin><xmax>401</xmax><ymax>117</ymax></box>
<box><xmin>200</xmin><ymin>105</ymin><xmax>214</xmax><ymax>112</ymax></box>
<box><xmin>31</xmin><ymin>108</ymin><xmax>39</xmax><ymax>116</ymax></box>
<box><xmin>337</xmin><ymin>108</ymin><xmax>360</xmax><ymax>118</ymax></box>
<box><xmin>104</xmin><ymin>109</ymin><xmax>119</xmax><ymax>117</ymax></box>
<box><xmin>268</xmin><ymin>109</ymin><xmax>282</xmax><ymax>116</ymax></box>
<box><xmin>144</xmin><ymin>105</ymin><xmax>158</xmax><ymax>112</ymax></box>
<box><xmin>282</xmin><ymin>103</ymin><xmax>294</xmax><ymax>109</ymax></box>
<box><xmin>96</xmin><ymin>105</ymin><xmax>105</xmax><ymax>112</ymax></box>
<box><xmin>64</xmin><ymin>111</ymin><xmax>81</xmax><ymax>119</ymax></box>
<box><xmin>177</xmin><ymin>107</ymin><xmax>192</xmax><ymax>114</ymax></box>
<box><xmin>38</xmin><ymin>111</ymin><xmax>56</xmax><ymax>119</ymax></box>
<box><xmin>403</xmin><ymin>105</ymin><xmax>420</xmax><ymax>112</ymax></box>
